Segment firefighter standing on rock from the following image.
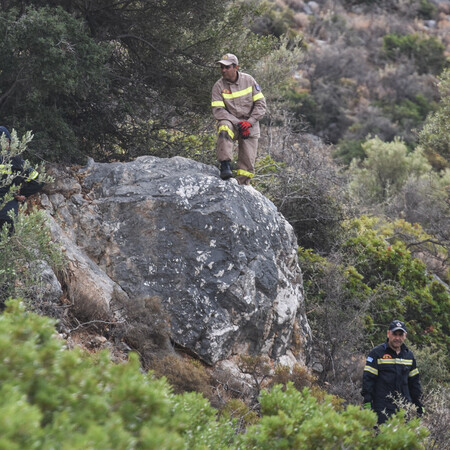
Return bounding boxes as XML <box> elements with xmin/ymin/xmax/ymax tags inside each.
<box><xmin>211</xmin><ymin>53</ymin><xmax>266</xmax><ymax>185</ymax></box>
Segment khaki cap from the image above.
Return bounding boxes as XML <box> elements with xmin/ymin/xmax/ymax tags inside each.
<box><xmin>217</xmin><ymin>53</ymin><xmax>239</xmax><ymax>66</ymax></box>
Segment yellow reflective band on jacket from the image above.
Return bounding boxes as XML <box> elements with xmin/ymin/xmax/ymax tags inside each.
<box><xmin>222</xmin><ymin>86</ymin><xmax>253</xmax><ymax>99</ymax></box>
<box><xmin>237</xmin><ymin>169</ymin><xmax>254</xmax><ymax>178</ymax></box>
<box><xmin>377</xmin><ymin>358</ymin><xmax>413</xmax><ymax>366</ymax></box>
<box><xmin>253</xmin><ymin>92</ymin><xmax>264</xmax><ymax>101</ymax></box>
<box><xmin>212</xmin><ymin>100</ymin><xmax>225</xmax><ymax>108</ymax></box>
<box><xmin>26</xmin><ymin>168</ymin><xmax>39</xmax><ymax>181</ymax></box>
<box><xmin>409</xmin><ymin>368</ymin><xmax>419</xmax><ymax>377</ymax></box>
<box><xmin>218</xmin><ymin>125</ymin><xmax>234</xmax><ymax>140</ymax></box>
<box><xmin>364</xmin><ymin>365</ymin><xmax>378</xmax><ymax>376</ymax></box>
<box><xmin>0</xmin><ymin>164</ymin><xmax>11</xmax><ymax>175</ymax></box>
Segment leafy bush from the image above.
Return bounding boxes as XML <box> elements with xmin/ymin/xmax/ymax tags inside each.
<box><xmin>1</xmin><ymin>131</ymin><xmax>63</xmax><ymax>309</ymax></box>
<box><xmin>349</xmin><ymin>136</ymin><xmax>431</xmax><ymax>204</ymax></box>
<box><xmin>299</xmin><ymin>215</ymin><xmax>449</xmax><ymax>398</ymax></box>
<box><xmin>0</xmin><ymin>300</ymin><xmax>431</xmax><ymax>448</ymax></box>
<box><xmin>238</xmin><ymin>383</ymin><xmax>428</xmax><ymax>449</ymax></box>
<box><xmin>417</xmin><ymin>0</ymin><xmax>437</xmax><ymax>20</ymax></box>
<box><xmin>341</xmin><ymin>216</ymin><xmax>449</xmax><ymax>349</ymax></box>
<box><xmin>0</xmin><ymin>299</ymin><xmax>235</xmax><ymax>449</ymax></box>
<box><xmin>0</xmin><ymin>6</ymin><xmax>110</xmax><ymax>162</ymax></box>
<box><xmin>382</xmin><ymin>33</ymin><xmax>447</xmax><ymax>75</ymax></box>
<box><xmin>378</xmin><ymin>94</ymin><xmax>436</xmax><ymax>134</ymax></box>
<box><xmin>419</xmin><ymin>69</ymin><xmax>450</xmax><ymax>169</ymax></box>
<box><xmin>333</xmin><ymin>138</ymin><xmax>366</xmax><ymax>165</ymax></box>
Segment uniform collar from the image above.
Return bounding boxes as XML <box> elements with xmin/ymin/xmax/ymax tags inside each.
<box><xmin>384</xmin><ymin>340</ymin><xmax>408</xmax><ymax>354</ymax></box>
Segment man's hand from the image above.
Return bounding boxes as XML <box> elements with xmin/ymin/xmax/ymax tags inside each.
<box><xmin>238</xmin><ymin>121</ymin><xmax>252</xmax><ymax>139</ymax></box>
<box><xmin>14</xmin><ymin>194</ymin><xmax>26</xmax><ymax>203</ymax></box>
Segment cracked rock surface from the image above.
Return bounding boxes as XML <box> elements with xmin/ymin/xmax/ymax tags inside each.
<box><xmin>44</xmin><ymin>156</ymin><xmax>311</xmax><ymax>366</ymax></box>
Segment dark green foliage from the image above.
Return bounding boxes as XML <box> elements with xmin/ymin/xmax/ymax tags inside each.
<box><xmin>251</xmin><ymin>0</ymin><xmax>298</xmax><ymax>38</ymax></box>
<box><xmin>417</xmin><ymin>0</ymin><xmax>437</xmax><ymax>19</ymax></box>
<box><xmin>0</xmin><ymin>6</ymin><xmax>110</xmax><ymax>162</ymax></box>
<box><xmin>0</xmin><ymin>300</ymin><xmax>430</xmax><ymax>448</ymax></box>
<box><xmin>0</xmin><ymin>1</ymin><xmax>274</xmax><ymax>163</ymax></box>
<box><xmin>382</xmin><ymin>33</ymin><xmax>447</xmax><ymax>75</ymax></box>
<box><xmin>333</xmin><ymin>139</ymin><xmax>366</xmax><ymax>165</ymax></box>
<box><xmin>284</xmin><ymin>89</ymin><xmax>320</xmax><ymax>131</ymax></box>
<box><xmin>299</xmin><ymin>215</ymin><xmax>449</xmax><ymax>405</ymax></box>
<box><xmin>419</xmin><ymin>69</ymin><xmax>450</xmax><ymax>169</ymax></box>
<box><xmin>378</xmin><ymin>95</ymin><xmax>436</xmax><ymax>136</ymax></box>
<box><xmin>340</xmin><ymin>217</ymin><xmax>449</xmax><ymax>349</ymax></box>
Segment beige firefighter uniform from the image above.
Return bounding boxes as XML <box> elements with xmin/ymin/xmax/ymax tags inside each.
<box><xmin>211</xmin><ymin>71</ymin><xmax>266</xmax><ymax>185</ymax></box>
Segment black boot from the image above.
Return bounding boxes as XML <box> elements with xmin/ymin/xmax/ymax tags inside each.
<box><xmin>220</xmin><ymin>160</ymin><xmax>232</xmax><ymax>180</ymax></box>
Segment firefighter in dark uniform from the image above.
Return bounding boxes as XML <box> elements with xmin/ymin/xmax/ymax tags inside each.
<box><xmin>0</xmin><ymin>126</ymin><xmax>43</xmax><ymax>235</ymax></box>
<box><xmin>362</xmin><ymin>320</ymin><xmax>424</xmax><ymax>424</ymax></box>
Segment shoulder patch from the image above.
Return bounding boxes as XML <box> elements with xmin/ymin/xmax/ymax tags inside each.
<box><xmin>255</xmin><ymin>84</ymin><xmax>262</xmax><ymax>91</ymax></box>
<box><xmin>366</xmin><ymin>356</ymin><xmax>373</xmax><ymax>363</ymax></box>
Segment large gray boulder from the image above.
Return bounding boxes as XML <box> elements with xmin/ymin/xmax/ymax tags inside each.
<box><xmin>45</xmin><ymin>156</ymin><xmax>311</xmax><ymax>366</ymax></box>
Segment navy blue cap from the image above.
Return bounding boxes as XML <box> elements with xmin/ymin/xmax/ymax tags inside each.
<box><xmin>389</xmin><ymin>320</ymin><xmax>407</xmax><ymax>333</ymax></box>
<box><xmin>0</xmin><ymin>126</ymin><xmax>11</xmax><ymax>141</ymax></box>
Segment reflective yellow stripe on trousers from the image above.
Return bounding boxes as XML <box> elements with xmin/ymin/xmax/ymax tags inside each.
<box><xmin>218</xmin><ymin>125</ymin><xmax>234</xmax><ymax>140</ymax></box>
<box><xmin>237</xmin><ymin>169</ymin><xmax>254</xmax><ymax>178</ymax></box>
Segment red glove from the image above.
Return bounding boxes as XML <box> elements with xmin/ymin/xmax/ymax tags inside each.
<box><xmin>238</xmin><ymin>121</ymin><xmax>252</xmax><ymax>139</ymax></box>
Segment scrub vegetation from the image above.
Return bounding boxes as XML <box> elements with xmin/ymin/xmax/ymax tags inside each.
<box><xmin>0</xmin><ymin>0</ymin><xmax>449</xmax><ymax>448</ymax></box>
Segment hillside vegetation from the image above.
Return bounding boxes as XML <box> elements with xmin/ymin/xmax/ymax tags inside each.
<box><xmin>0</xmin><ymin>0</ymin><xmax>449</xmax><ymax>448</ymax></box>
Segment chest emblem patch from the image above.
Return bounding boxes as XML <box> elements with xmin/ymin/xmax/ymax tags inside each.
<box><xmin>382</xmin><ymin>354</ymin><xmax>393</xmax><ymax>359</ymax></box>
<box><xmin>222</xmin><ymin>89</ymin><xmax>231</xmax><ymax>94</ymax></box>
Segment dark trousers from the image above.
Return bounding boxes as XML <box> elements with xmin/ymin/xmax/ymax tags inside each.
<box><xmin>376</xmin><ymin>409</ymin><xmax>396</xmax><ymax>425</ymax></box>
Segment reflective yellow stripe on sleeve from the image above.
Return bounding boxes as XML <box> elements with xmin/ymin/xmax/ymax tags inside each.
<box><xmin>212</xmin><ymin>101</ymin><xmax>226</xmax><ymax>108</ymax></box>
<box><xmin>237</xmin><ymin>169</ymin><xmax>254</xmax><ymax>178</ymax></box>
<box><xmin>364</xmin><ymin>365</ymin><xmax>378</xmax><ymax>376</ymax></box>
<box><xmin>27</xmin><ymin>169</ymin><xmax>39</xmax><ymax>181</ymax></box>
<box><xmin>222</xmin><ymin>86</ymin><xmax>253</xmax><ymax>99</ymax></box>
<box><xmin>253</xmin><ymin>92</ymin><xmax>264</xmax><ymax>101</ymax></box>
<box><xmin>0</xmin><ymin>164</ymin><xmax>12</xmax><ymax>175</ymax></box>
<box><xmin>218</xmin><ymin>125</ymin><xmax>234</xmax><ymax>140</ymax></box>
<box><xmin>409</xmin><ymin>368</ymin><xmax>419</xmax><ymax>377</ymax></box>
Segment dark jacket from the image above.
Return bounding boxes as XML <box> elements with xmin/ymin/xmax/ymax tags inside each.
<box><xmin>0</xmin><ymin>155</ymin><xmax>43</xmax><ymax>221</ymax></box>
<box><xmin>362</xmin><ymin>341</ymin><xmax>423</xmax><ymax>414</ymax></box>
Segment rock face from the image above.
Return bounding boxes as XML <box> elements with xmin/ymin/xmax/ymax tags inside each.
<box><xmin>44</xmin><ymin>156</ymin><xmax>311</xmax><ymax>366</ymax></box>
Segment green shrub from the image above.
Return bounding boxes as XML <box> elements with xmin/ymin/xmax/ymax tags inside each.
<box><xmin>0</xmin><ymin>300</ymin><xmax>432</xmax><ymax>448</ymax></box>
<box><xmin>417</xmin><ymin>0</ymin><xmax>437</xmax><ymax>19</ymax></box>
<box><xmin>0</xmin><ymin>299</ymin><xmax>236</xmax><ymax>449</ymax></box>
<box><xmin>341</xmin><ymin>216</ymin><xmax>449</xmax><ymax>349</ymax></box>
<box><xmin>333</xmin><ymin>139</ymin><xmax>366</xmax><ymax>165</ymax></box>
<box><xmin>382</xmin><ymin>33</ymin><xmax>447</xmax><ymax>75</ymax></box>
<box><xmin>238</xmin><ymin>383</ymin><xmax>428</xmax><ymax>449</ymax></box>
<box><xmin>419</xmin><ymin>69</ymin><xmax>450</xmax><ymax>169</ymax></box>
<box><xmin>378</xmin><ymin>95</ymin><xmax>436</xmax><ymax>131</ymax></box>
<box><xmin>349</xmin><ymin>136</ymin><xmax>431</xmax><ymax>204</ymax></box>
<box><xmin>0</xmin><ymin>209</ymin><xmax>64</xmax><ymax>308</ymax></box>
